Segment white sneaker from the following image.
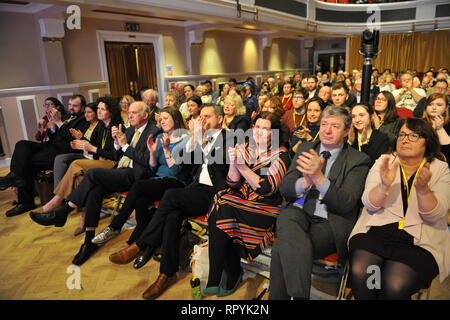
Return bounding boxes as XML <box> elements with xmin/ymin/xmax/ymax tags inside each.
<box><xmin>91</xmin><ymin>227</ymin><xmax>119</xmax><ymax>245</ymax></box>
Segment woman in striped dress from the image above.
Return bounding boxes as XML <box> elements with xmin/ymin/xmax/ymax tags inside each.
<box><xmin>204</xmin><ymin>112</ymin><xmax>290</xmax><ymax>297</ymax></box>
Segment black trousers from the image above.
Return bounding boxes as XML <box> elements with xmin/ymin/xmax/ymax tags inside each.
<box><xmin>136</xmin><ymin>184</ymin><xmax>216</xmax><ymax>275</ymax></box>
<box><xmin>269</xmin><ymin>205</ymin><xmax>336</xmax><ymax>300</ymax></box>
<box><xmin>109</xmin><ymin>177</ymin><xmax>185</xmax><ymax>243</ymax></box>
<box><xmin>11</xmin><ymin>140</ymin><xmax>61</xmax><ymax>205</ymax></box>
<box><xmin>206</xmin><ymin>207</ymin><xmax>241</xmax><ymax>287</ymax></box>
<box><xmin>68</xmin><ymin>167</ymin><xmax>136</xmax><ymax>228</ymax></box>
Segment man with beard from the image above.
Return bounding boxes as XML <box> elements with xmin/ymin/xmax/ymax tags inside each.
<box><xmin>0</xmin><ymin>94</ymin><xmax>87</xmax><ymax>216</ymax></box>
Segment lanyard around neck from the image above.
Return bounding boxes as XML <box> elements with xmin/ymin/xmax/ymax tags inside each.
<box><xmin>399</xmin><ymin>158</ymin><xmax>427</xmax><ymax>204</ymax></box>
<box><xmin>312</xmin><ymin>130</ymin><xmax>320</xmax><ymax>142</ymax></box>
<box><xmin>357</xmin><ymin>130</ymin><xmax>373</xmax><ymax>152</ymax></box>
<box><xmin>293</xmin><ymin>112</ymin><xmax>306</xmax><ymax>128</ymax></box>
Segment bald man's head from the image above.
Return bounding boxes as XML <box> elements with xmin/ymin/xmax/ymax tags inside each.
<box><xmin>128</xmin><ymin>101</ymin><xmax>149</xmax><ymax>128</ymax></box>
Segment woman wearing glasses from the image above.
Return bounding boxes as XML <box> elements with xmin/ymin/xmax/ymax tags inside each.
<box><xmin>120</xmin><ymin>95</ymin><xmax>135</xmax><ymax>128</ymax></box>
<box><xmin>371</xmin><ymin>91</ymin><xmax>404</xmax><ymax>147</ymax></box>
<box><xmin>348</xmin><ymin>118</ymin><xmax>450</xmax><ymax>299</ymax></box>
<box><xmin>36</xmin><ymin>97</ymin><xmax>67</xmax><ymax>143</ymax></box>
<box><xmin>421</xmin><ymin>93</ymin><xmax>450</xmax><ymax>167</ymax></box>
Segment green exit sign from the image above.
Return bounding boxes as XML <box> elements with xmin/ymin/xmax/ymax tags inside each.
<box><xmin>125</xmin><ymin>23</ymin><xmax>140</xmax><ymax>32</ymax></box>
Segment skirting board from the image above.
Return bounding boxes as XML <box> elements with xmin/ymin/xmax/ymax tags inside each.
<box><xmin>0</xmin><ymin>157</ymin><xmax>11</xmax><ymax>169</ymax></box>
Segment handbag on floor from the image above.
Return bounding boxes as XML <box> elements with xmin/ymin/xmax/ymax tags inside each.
<box><xmin>190</xmin><ymin>241</ymin><xmax>209</xmax><ymax>290</ymax></box>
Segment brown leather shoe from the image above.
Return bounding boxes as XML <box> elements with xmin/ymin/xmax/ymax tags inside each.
<box><xmin>109</xmin><ymin>242</ymin><xmax>143</xmax><ymax>264</ymax></box>
<box><xmin>142</xmin><ymin>273</ymin><xmax>177</xmax><ymax>300</ymax></box>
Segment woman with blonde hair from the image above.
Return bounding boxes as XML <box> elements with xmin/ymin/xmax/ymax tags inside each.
<box><xmin>120</xmin><ymin>95</ymin><xmax>134</xmax><ymax>128</ymax></box>
<box><xmin>222</xmin><ymin>94</ymin><xmax>251</xmax><ymax>131</ymax></box>
<box><xmin>165</xmin><ymin>91</ymin><xmax>179</xmax><ymax>108</ymax></box>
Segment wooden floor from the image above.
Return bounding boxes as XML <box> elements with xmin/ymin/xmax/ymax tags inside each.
<box><xmin>0</xmin><ymin>168</ymin><xmax>270</xmax><ymax>300</ymax></box>
<box><xmin>0</xmin><ymin>167</ymin><xmax>449</xmax><ymax>300</ymax></box>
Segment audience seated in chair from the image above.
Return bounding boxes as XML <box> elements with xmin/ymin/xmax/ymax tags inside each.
<box><xmin>332</xmin><ymin>82</ymin><xmax>356</xmax><ymax>109</ymax></box>
<box><xmin>280</xmin><ymin>81</ymin><xmax>294</xmax><ymax>112</ymax></box>
<box><xmin>119</xmin><ymin>95</ymin><xmax>135</xmax><ymax>128</ymax></box>
<box><xmin>371</xmin><ymin>91</ymin><xmax>405</xmax><ymax>147</ymax></box>
<box><xmin>269</xmin><ymin>106</ymin><xmax>371</xmax><ymax>300</ymax></box>
<box><xmin>109</xmin><ymin>104</ymin><xmax>231</xmax><ymax>300</ymax></box>
<box><xmin>317</xmin><ymin>86</ymin><xmax>332</xmax><ymax>106</ymax></box>
<box><xmin>348</xmin><ymin>104</ymin><xmax>390</xmax><ymax>167</ymax></box>
<box><xmin>393</xmin><ymin>72</ymin><xmax>427</xmax><ymax>119</ymax></box>
<box><xmin>29</xmin><ymin>101</ymin><xmax>160</xmax><ymax>266</ymax></box>
<box><xmin>0</xmin><ymin>94</ymin><xmax>87</xmax><ymax>217</ymax></box>
<box><xmin>51</xmin><ymin>102</ymin><xmax>101</xmax><ymax>190</ymax></box>
<box><xmin>421</xmin><ymin>93</ymin><xmax>450</xmax><ymax>167</ymax></box>
<box><xmin>164</xmin><ymin>91</ymin><xmax>179</xmax><ymax>109</ymax></box>
<box><xmin>413</xmin><ymin>79</ymin><xmax>448</xmax><ymax>118</ymax></box>
<box><xmin>91</xmin><ymin>108</ymin><xmax>191</xmax><ymax>270</ymax></box>
<box><xmin>179</xmin><ymin>84</ymin><xmax>196</xmax><ymax>119</ymax></box>
<box><xmin>222</xmin><ymin>94</ymin><xmax>251</xmax><ymax>131</ymax></box>
<box><xmin>348</xmin><ymin>118</ymin><xmax>450</xmax><ymax>299</ymax></box>
<box><xmin>290</xmin><ymin>97</ymin><xmax>327</xmax><ymax>156</ymax></box>
<box><xmin>32</xmin><ymin>97</ymin><xmax>123</xmax><ymax>236</ymax></box>
<box><xmin>35</xmin><ymin>97</ymin><xmax>67</xmax><ymax>143</ymax></box>
<box><xmin>281</xmin><ymin>88</ymin><xmax>308</xmax><ymax>135</ymax></box>
<box><xmin>141</xmin><ymin>89</ymin><xmax>159</xmax><ymax>126</ymax></box>
<box><xmin>307</xmin><ymin>76</ymin><xmax>319</xmax><ymax>99</ymax></box>
<box><xmin>204</xmin><ymin>112</ymin><xmax>290</xmax><ymax>297</ymax></box>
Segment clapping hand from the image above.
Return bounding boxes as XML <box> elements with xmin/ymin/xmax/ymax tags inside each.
<box><xmin>228</xmin><ymin>146</ymin><xmax>237</xmax><ymax>166</ymax></box>
<box><xmin>414</xmin><ymin>162</ymin><xmax>432</xmax><ymax>193</ymax></box>
<box><xmin>112</xmin><ymin>124</ymin><xmax>126</xmax><ymax>147</ymax></box>
<box><xmin>38</xmin><ymin>119</ymin><xmax>47</xmax><ymax>133</ymax></box>
<box><xmin>69</xmin><ymin>128</ymin><xmax>83</xmax><ymax>139</ymax></box>
<box><xmin>297</xmin><ymin>149</ymin><xmax>325</xmax><ymax>176</ymax></box>
<box><xmin>190</xmin><ymin>118</ymin><xmax>203</xmax><ymax>145</ymax></box>
<box><xmin>147</xmin><ymin>134</ymin><xmax>157</xmax><ymax>154</ymax></box>
<box><xmin>48</xmin><ymin>107</ymin><xmax>62</xmax><ymax>124</ymax></box>
<box><xmin>70</xmin><ymin>139</ymin><xmax>86</xmax><ymax>151</ymax></box>
<box><xmin>160</xmin><ymin>133</ymin><xmax>170</xmax><ymax>151</ymax></box>
<box><xmin>379</xmin><ymin>156</ymin><xmax>399</xmax><ymax>190</ymax></box>
<box><xmin>294</xmin><ymin>127</ymin><xmax>312</xmax><ymax>141</ymax></box>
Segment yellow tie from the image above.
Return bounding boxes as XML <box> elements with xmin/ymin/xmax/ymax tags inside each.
<box><xmin>117</xmin><ymin>130</ymin><xmax>141</xmax><ymax>168</ymax></box>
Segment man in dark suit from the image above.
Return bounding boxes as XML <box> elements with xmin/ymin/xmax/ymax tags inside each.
<box><xmin>0</xmin><ymin>94</ymin><xmax>87</xmax><ymax>217</ymax></box>
<box><xmin>109</xmin><ymin>104</ymin><xmax>231</xmax><ymax>300</ymax></box>
<box><xmin>30</xmin><ymin>101</ymin><xmax>160</xmax><ymax>265</ymax></box>
<box><xmin>269</xmin><ymin>106</ymin><xmax>371</xmax><ymax>300</ymax></box>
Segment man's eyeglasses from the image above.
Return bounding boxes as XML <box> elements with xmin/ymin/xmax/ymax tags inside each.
<box><xmin>397</xmin><ymin>132</ymin><xmax>421</xmax><ymax>142</ymax></box>
<box><xmin>43</xmin><ymin>103</ymin><xmax>55</xmax><ymax>107</ymax></box>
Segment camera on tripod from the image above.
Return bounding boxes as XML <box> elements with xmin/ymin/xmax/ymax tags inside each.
<box><xmin>359</xmin><ymin>29</ymin><xmax>380</xmax><ymax>105</ymax></box>
<box><xmin>360</xmin><ymin>29</ymin><xmax>380</xmax><ymax>59</ymax></box>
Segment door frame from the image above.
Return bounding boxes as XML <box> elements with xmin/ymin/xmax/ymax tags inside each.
<box><xmin>97</xmin><ymin>30</ymin><xmax>166</xmax><ymax>104</ymax></box>
<box><xmin>313</xmin><ymin>49</ymin><xmax>345</xmax><ymax>73</ymax></box>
